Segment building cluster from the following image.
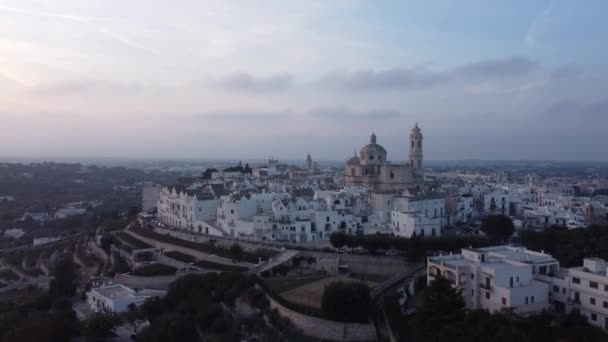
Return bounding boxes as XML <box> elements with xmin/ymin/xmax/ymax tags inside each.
<box><xmin>431</xmin><ymin>170</ymin><xmax>608</xmax><ymax>229</ymax></box>
<box><xmin>144</xmin><ymin>124</ymin><xmax>607</xmax><ymax>245</ymax></box>
<box><xmin>428</xmin><ymin>246</ymin><xmax>608</xmax><ymax>331</ymax></box>
<box><xmin>147</xmin><ymin>125</ymin><xmax>466</xmax><ymax>243</ymax></box>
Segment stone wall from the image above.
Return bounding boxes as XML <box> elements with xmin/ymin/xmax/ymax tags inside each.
<box><xmin>266</xmin><ymin>295</ymin><xmax>376</xmax><ymax>341</ymax></box>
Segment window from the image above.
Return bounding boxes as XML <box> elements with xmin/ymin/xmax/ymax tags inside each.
<box><xmin>605</xmin><ymin>284</ymin><xmax>608</xmax><ymax>292</ymax></box>
<box><xmin>553</xmin><ymin>285</ymin><xmax>559</xmax><ymax>292</ymax></box>
<box><xmin>485</xmin><ymin>292</ymin><xmax>490</xmax><ymax>300</ymax></box>
<box><xmin>525</xmin><ymin>297</ymin><xmax>529</xmax><ymax>304</ymax></box>
<box><xmin>390</xmin><ymin>172</ymin><xmax>394</xmax><ymax>179</ymax></box>
<box><xmin>591</xmin><ymin>297</ymin><xmax>596</xmax><ymax>305</ymax></box>
<box><xmin>573</xmin><ymin>277</ymin><xmax>580</xmax><ymax>284</ymax></box>
<box><xmin>539</xmin><ymin>266</ymin><xmax>547</xmax><ymax>274</ymax></box>
<box><xmin>590</xmin><ymin>281</ymin><xmax>599</xmax><ymax>289</ymax></box>
<box><xmin>370</xmin><ymin>155</ymin><xmax>374</xmax><ymax>160</ymax></box>
<box><xmin>502</xmin><ymin>297</ymin><xmax>507</xmax><ymax>305</ymax></box>
<box><xmin>592</xmin><ymin>313</ymin><xmax>598</xmax><ymax>321</ymax></box>
<box><xmin>471</xmin><ymin>273</ymin><xmax>474</xmax><ymax>279</ymax></box>
<box><xmin>531</xmin><ymin>296</ymin><xmax>535</xmax><ymax>303</ymax></box>
<box><xmin>603</xmin><ymin>301</ymin><xmax>608</xmax><ymax>309</ymax></box>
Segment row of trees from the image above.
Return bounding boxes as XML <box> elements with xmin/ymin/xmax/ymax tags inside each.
<box><xmin>520</xmin><ymin>225</ymin><xmax>608</xmax><ymax>267</ymax></box>
<box><xmin>329</xmin><ymin>232</ymin><xmax>491</xmax><ymax>261</ymax></box>
<box><xmin>1</xmin><ymin>254</ymin><xmax>122</xmax><ymax>341</ymax></box>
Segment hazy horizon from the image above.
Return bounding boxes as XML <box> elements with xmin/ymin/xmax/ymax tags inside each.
<box><xmin>2</xmin><ymin>1</ymin><xmax>607</xmax><ymax>161</ymax></box>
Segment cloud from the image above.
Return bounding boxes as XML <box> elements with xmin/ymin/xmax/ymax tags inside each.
<box><xmin>308</xmin><ymin>107</ymin><xmax>401</xmax><ymax>121</ymax></box>
<box><xmin>455</xmin><ymin>56</ymin><xmax>539</xmax><ymax>79</ymax></box>
<box><xmin>28</xmin><ymin>80</ymin><xmax>143</xmax><ymax>96</ymax></box>
<box><xmin>318</xmin><ymin>68</ymin><xmax>444</xmax><ymax>91</ymax></box>
<box><xmin>189</xmin><ymin>110</ymin><xmax>291</xmax><ymax>122</ymax></box>
<box><xmin>210</xmin><ymin>72</ymin><xmax>293</xmax><ymax>93</ymax></box>
<box><xmin>544</xmin><ymin>100</ymin><xmax>608</xmax><ymax>118</ymax></box>
<box><xmin>319</xmin><ymin>56</ymin><xmax>541</xmax><ymax>92</ymax></box>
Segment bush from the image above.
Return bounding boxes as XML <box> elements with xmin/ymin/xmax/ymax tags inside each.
<box><xmin>321</xmin><ymin>281</ymin><xmax>370</xmax><ymax>323</ymax></box>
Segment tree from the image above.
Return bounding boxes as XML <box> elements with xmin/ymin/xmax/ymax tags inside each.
<box><xmin>481</xmin><ymin>214</ymin><xmax>514</xmax><ymax>243</ymax></box>
<box><xmin>82</xmin><ymin>313</ymin><xmax>122</xmax><ymax>339</ymax></box>
<box><xmin>201</xmin><ymin>168</ymin><xmax>218</xmax><ymax>180</ymax></box>
<box><xmin>411</xmin><ymin>276</ymin><xmax>465</xmax><ymax>340</ymax></box>
<box><xmin>321</xmin><ymin>281</ymin><xmax>370</xmax><ymax>323</ymax></box>
<box><xmin>49</xmin><ymin>254</ymin><xmax>77</xmax><ymax>298</ymax></box>
<box><xmin>329</xmin><ymin>232</ymin><xmax>348</xmax><ymax>248</ymax></box>
<box><xmin>229</xmin><ymin>243</ymin><xmax>244</xmax><ymax>261</ymax></box>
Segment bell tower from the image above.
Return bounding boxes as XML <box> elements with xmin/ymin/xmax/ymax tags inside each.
<box><xmin>409</xmin><ymin>123</ymin><xmax>423</xmax><ymax>172</ymax></box>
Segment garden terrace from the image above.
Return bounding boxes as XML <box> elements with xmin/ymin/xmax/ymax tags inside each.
<box><xmin>164</xmin><ymin>251</ymin><xmax>196</xmax><ymax>263</ymax></box>
<box><xmin>129</xmin><ymin>263</ymin><xmax>176</xmax><ymax>276</ymax></box>
<box><xmin>193</xmin><ymin>259</ymin><xmax>248</xmax><ymax>272</ymax></box>
<box><xmin>115</xmin><ymin>231</ymin><xmax>152</xmax><ymax>250</ymax></box>
<box><xmin>131</xmin><ymin>226</ymin><xmax>277</xmax><ymax>263</ymax></box>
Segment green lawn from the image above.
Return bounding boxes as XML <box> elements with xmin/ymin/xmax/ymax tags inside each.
<box><xmin>263</xmin><ymin>275</ymin><xmax>329</xmax><ymax>293</ymax></box>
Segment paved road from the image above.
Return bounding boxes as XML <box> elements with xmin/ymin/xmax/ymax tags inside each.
<box><xmin>250</xmin><ymin>249</ymin><xmax>300</xmax><ymax>274</ymax></box>
<box><xmin>371</xmin><ymin>263</ymin><xmax>425</xmax><ymax>300</ymax></box>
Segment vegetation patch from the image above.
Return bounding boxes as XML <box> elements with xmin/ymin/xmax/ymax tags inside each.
<box><xmin>0</xmin><ymin>269</ymin><xmax>20</xmax><ymax>281</ymax></box>
<box><xmin>262</xmin><ymin>275</ymin><xmax>328</xmax><ymax>293</ymax></box>
<box><xmin>130</xmin><ymin>263</ymin><xmax>176</xmax><ymax>276</ymax></box>
<box><xmin>131</xmin><ymin>226</ymin><xmax>277</xmax><ymax>263</ymax></box>
<box><xmin>192</xmin><ymin>259</ymin><xmax>248</xmax><ymax>272</ymax></box>
<box><xmin>115</xmin><ymin>231</ymin><xmax>152</xmax><ymax>250</ymax></box>
<box><xmin>164</xmin><ymin>250</ymin><xmax>196</xmax><ymax>263</ymax></box>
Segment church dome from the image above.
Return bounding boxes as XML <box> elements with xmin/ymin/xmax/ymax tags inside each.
<box><xmin>360</xmin><ymin>143</ymin><xmax>387</xmax><ymax>156</ymax></box>
<box><xmin>347</xmin><ymin>154</ymin><xmax>360</xmax><ymax>165</ymax></box>
<box><xmin>359</xmin><ymin>132</ymin><xmax>387</xmax><ymax>165</ymax></box>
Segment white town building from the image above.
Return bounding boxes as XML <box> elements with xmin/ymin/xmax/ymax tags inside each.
<box><xmin>427</xmin><ymin>246</ymin><xmax>557</xmax><ymax>315</ymax></box>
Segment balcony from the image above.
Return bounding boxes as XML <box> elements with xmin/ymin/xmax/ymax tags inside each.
<box><xmin>480</xmin><ymin>283</ymin><xmax>493</xmax><ymax>291</ymax></box>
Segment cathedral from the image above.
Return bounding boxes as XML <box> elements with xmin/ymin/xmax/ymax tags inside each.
<box><xmin>343</xmin><ymin>124</ymin><xmax>424</xmax><ymax>193</ymax></box>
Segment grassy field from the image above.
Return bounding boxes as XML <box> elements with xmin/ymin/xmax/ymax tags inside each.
<box><xmin>280</xmin><ymin>274</ymin><xmax>379</xmax><ymax>309</ymax></box>
<box><xmin>263</xmin><ymin>275</ymin><xmax>329</xmax><ymax>293</ymax></box>
<box><xmin>348</xmin><ymin>272</ymin><xmax>390</xmax><ymax>283</ymax></box>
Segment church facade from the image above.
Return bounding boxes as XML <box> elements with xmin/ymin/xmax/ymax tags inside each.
<box><xmin>343</xmin><ymin>124</ymin><xmax>424</xmax><ymax>193</ymax></box>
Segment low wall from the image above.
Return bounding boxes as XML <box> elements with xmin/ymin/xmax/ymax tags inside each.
<box><xmin>266</xmin><ymin>295</ymin><xmax>376</xmax><ymax>342</ymax></box>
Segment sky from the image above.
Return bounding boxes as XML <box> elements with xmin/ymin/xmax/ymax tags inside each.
<box><xmin>1</xmin><ymin>0</ymin><xmax>607</xmax><ymax>161</ymax></box>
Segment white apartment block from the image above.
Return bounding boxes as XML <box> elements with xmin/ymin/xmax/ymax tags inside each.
<box><xmin>157</xmin><ymin>186</ymin><xmax>222</xmax><ymax>236</ymax></box>
<box><xmin>538</xmin><ymin>257</ymin><xmax>608</xmax><ymax>330</ymax></box>
<box><xmin>427</xmin><ymin>246</ymin><xmax>557</xmax><ymax>315</ymax></box>
<box><xmin>428</xmin><ymin>245</ymin><xmax>608</xmax><ymax>331</ymax></box>
<box><xmin>86</xmin><ymin>282</ymin><xmax>165</xmax><ymax>314</ymax></box>
<box><xmin>483</xmin><ymin>190</ymin><xmax>510</xmax><ymax>215</ymax></box>
<box><xmin>391</xmin><ymin>210</ymin><xmax>442</xmax><ymax>238</ymax></box>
